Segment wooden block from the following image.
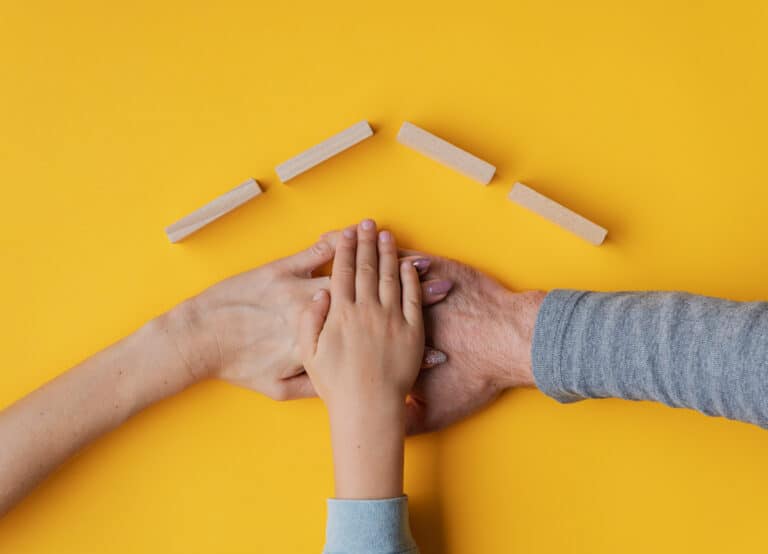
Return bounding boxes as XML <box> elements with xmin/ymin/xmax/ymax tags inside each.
<box><xmin>508</xmin><ymin>183</ymin><xmax>607</xmax><ymax>246</ymax></box>
<box><xmin>396</xmin><ymin>122</ymin><xmax>496</xmax><ymax>185</ymax></box>
<box><xmin>275</xmin><ymin>120</ymin><xmax>373</xmax><ymax>182</ymax></box>
<box><xmin>165</xmin><ymin>178</ymin><xmax>262</xmax><ymax>243</ymax></box>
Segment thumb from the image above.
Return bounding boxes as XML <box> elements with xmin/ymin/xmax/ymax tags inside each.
<box><xmin>275</xmin><ymin>373</ymin><xmax>317</xmax><ymax>400</ymax></box>
<box><xmin>299</xmin><ymin>289</ymin><xmax>331</xmax><ymax>361</ymax></box>
<box><xmin>278</xmin><ymin>239</ymin><xmax>335</xmax><ymax>277</ymax></box>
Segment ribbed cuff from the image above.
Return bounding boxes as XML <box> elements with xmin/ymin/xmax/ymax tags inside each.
<box><xmin>531</xmin><ymin>289</ymin><xmax>587</xmax><ymax>404</ymax></box>
<box><xmin>324</xmin><ymin>496</ymin><xmax>417</xmax><ymax>553</ymax></box>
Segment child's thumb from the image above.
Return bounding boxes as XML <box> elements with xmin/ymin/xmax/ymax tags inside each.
<box><xmin>299</xmin><ymin>289</ymin><xmax>331</xmax><ymax>359</ymax></box>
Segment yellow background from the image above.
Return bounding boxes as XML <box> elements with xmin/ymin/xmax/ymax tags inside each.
<box><xmin>2</xmin><ymin>1</ymin><xmax>768</xmax><ymax>552</ymax></box>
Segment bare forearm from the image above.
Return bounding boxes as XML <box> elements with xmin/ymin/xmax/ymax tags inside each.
<box><xmin>330</xmin><ymin>401</ymin><xmax>405</xmax><ymax>500</ymax></box>
<box><xmin>0</xmin><ymin>304</ymin><xmax>204</xmax><ymax>515</ymax></box>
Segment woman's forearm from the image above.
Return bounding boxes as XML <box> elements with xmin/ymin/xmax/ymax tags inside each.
<box><xmin>532</xmin><ymin>290</ymin><xmax>768</xmax><ymax>428</ymax></box>
<box><xmin>0</xmin><ymin>302</ymin><xmax>206</xmax><ymax>515</ymax></box>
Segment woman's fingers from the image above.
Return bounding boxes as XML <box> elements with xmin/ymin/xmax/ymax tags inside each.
<box><xmin>421</xmin><ymin>278</ymin><xmax>454</xmax><ymax>304</ymax></box>
<box><xmin>421</xmin><ymin>347</ymin><xmax>448</xmax><ymax>368</ymax></box>
<box><xmin>331</xmin><ymin>226</ymin><xmax>358</xmax><ymax>302</ymax></box>
<box><xmin>273</xmin><ymin>373</ymin><xmax>316</xmax><ymax>400</ymax></box>
<box><xmin>400</xmin><ymin>260</ymin><xmax>423</xmax><ymax>326</ymax></box>
<box><xmin>277</xmin><ymin>239</ymin><xmax>335</xmax><ymax>277</ymax></box>
<box><xmin>355</xmin><ymin>219</ymin><xmax>379</xmax><ymax>302</ymax></box>
<box><xmin>378</xmin><ymin>230</ymin><xmax>401</xmax><ymax>306</ymax></box>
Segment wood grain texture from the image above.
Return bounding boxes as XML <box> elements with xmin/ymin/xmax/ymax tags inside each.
<box><xmin>397</xmin><ymin>121</ymin><xmax>496</xmax><ymax>184</ymax></box>
<box><xmin>165</xmin><ymin>178</ymin><xmax>262</xmax><ymax>243</ymax></box>
<box><xmin>508</xmin><ymin>182</ymin><xmax>607</xmax><ymax>245</ymax></box>
<box><xmin>275</xmin><ymin>120</ymin><xmax>373</xmax><ymax>182</ymax></box>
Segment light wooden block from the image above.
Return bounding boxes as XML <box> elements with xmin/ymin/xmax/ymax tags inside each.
<box><xmin>165</xmin><ymin>178</ymin><xmax>262</xmax><ymax>243</ymax></box>
<box><xmin>275</xmin><ymin>120</ymin><xmax>373</xmax><ymax>182</ymax></box>
<box><xmin>397</xmin><ymin>121</ymin><xmax>496</xmax><ymax>185</ymax></box>
<box><xmin>508</xmin><ymin>182</ymin><xmax>607</xmax><ymax>246</ymax></box>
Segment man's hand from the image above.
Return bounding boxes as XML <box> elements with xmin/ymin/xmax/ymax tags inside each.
<box><xmin>403</xmin><ymin>251</ymin><xmax>546</xmax><ymax>435</ymax></box>
<box><xmin>320</xmin><ymin>230</ymin><xmax>545</xmax><ymax>435</ymax></box>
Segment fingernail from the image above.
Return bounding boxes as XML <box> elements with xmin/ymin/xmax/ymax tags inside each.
<box><xmin>313</xmin><ymin>289</ymin><xmax>327</xmax><ymax>301</ymax></box>
<box><xmin>343</xmin><ymin>226</ymin><xmax>356</xmax><ymax>239</ymax></box>
<box><xmin>379</xmin><ymin>230</ymin><xmax>392</xmax><ymax>243</ymax></box>
<box><xmin>423</xmin><ymin>348</ymin><xmax>448</xmax><ymax>366</ymax></box>
<box><xmin>412</xmin><ymin>258</ymin><xmax>431</xmax><ymax>275</ymax></box>
<box><xmin>426</xmin><ymin>279</ymin><xmax>453</xmax><ymax>296</ymax></box>
<box><xmin>360</xmin><ymin>219</ymin><xmax>375</xmax><ymax>231</ymax></box>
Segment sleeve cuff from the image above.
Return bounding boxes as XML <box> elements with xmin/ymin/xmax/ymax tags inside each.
<box><xmin>324</xmin><ymin>496</ymin><xmax>417</xmax><ymax>553</ymax></box>
<box><xmin>531</xmin><ymin>289</ymin><xmax>587</xmax><ymax>403</ymax></box>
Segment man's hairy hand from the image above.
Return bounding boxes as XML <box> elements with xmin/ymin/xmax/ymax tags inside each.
<box><xmin>402</xmin><ymin>251</ymin><xmax>545</xmax><ymax>435</ymax></box>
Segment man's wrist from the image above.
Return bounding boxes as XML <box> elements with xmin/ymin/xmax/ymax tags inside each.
<box><xmin>497</xmin><ymin>289</ymin><xmax>546</xmax><ymax>390</ymax></box>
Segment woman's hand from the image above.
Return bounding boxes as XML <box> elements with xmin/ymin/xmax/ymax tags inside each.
<box><xmin>179</xmin><ymin>236</ymin><xmax>450</xmax><ymax>402</ymax></box>
<box><xmin>299</xmin><ymin>220</ymin><xmax>424</xmax><ymax>498</ymax></box>
<box><xmin>178</xmin><ymin>239</ymin><xmax>336</xmax><ymax>400</ymax></box>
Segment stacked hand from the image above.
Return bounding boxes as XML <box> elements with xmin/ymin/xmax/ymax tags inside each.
<box><xmin>320</xmin><ymin>228</ymin><xmax>544</xmax><ymax>434</ymax></box>
<box><xmin>0</xmin><ymin>217</ymin><xmax>544</xmax><ymax>515</ymax></box>
<box><xmin>177</xmin><ymin>233</ymin><xmax>456</xmax><ymax>401</ymax></box>
<box><xmin>299</xmin><ymin>220</ymin><xmax>424</xmax><ymax>498</ymax></box>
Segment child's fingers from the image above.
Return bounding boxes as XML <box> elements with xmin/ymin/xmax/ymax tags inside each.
<box><xmin>400</xmin><ymin>260</ymin><xmax>423</xmax><ymax>326</ymax></box>
<box><xmin>378</xmin><ymin>230</ymin><xmax>400</xmax><ymax>306</ymax></box>
<box><xmin>298</xmin><ymin>289</ymin><xmax>331</xmax><ymax>360</ymax></box>
<box><xmin>331</xmin><ymin>226</ymin><xmax>357</xmax><ymax>302</ymax></box>
<box><xmin>355</xmin><ymin>219</ymin><xmax>379</xmax><ymax>302</ymax></box>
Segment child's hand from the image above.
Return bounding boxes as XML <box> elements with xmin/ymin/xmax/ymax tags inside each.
<box><xmin>299</xmin><ymin>219</ymin><xmax>424</xmax><ymax>499</ymax></box>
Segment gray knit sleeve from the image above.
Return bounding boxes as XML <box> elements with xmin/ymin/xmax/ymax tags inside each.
<box><xmin>532</xmin><ymin>290</ymin><xmax>768</xmax><ymax>428</ymax></box>
<box><xmin>323</xmin><ymin>496</ymin><xmax>418</xmax><ymax>554</ymax></box>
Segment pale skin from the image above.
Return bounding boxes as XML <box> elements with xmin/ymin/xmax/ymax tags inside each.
<box><xmin>300</xmin><ymin>220</ymin><xmax>425</xmax><ymax>498</ymax></box>
<box><xmin>321</xmin><ymin>231</ymin><xmax>546</xmax><ymax>434</ymax></box>
<box><xmin>0</xmin><ymin>234</ymin><xmax>454</xmax><ymax>516</ymax></box>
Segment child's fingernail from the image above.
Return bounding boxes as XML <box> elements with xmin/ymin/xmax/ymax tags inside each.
<box><xmin>412</xmin><ymin>258</ymin><xmax>431</xmax><ymax>274</ymax></box>
<box><xmin>379</xmin><ymin>230</ymin><xmax>392</xmax><ymax>243</ymax></box>
<box><xmin>360</xmin><ymin>219</ymin><xmax>375</xmax><ymax>230</ymax></box>
<box><xmin>423</xmin><ymin>348</ymin><xmax>448</xmax><ymax>366</ymax></box>
<box><xmin>426</xmin><ymin>280</ymin><xmax>453</xmax><ymax>296</ymax></box>
<box><xmin>313</xmin><ymin>290</ymin><xmax>327</xmax><ymax>301</ymax></box>
<box><xmin>343</xmin><ymin>227</ymin><xmax>356</xmax><ymax>239</ymax></box>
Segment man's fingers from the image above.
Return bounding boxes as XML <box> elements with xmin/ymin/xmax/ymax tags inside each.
<box><xmin>400</xmin><ymin>260</ymin><xmax>422</xmax><ymax>326</ymax></box>
<box><xmin>298</xmin><ymin>289</ymin><xmax>331</xmax><ymax>360</ymax></box>
<box><xmin>277</xmin><ymin>239</ymin><xmax>335</xmax><ymax>277</ymax></box>
<box><xmin>355</xmin><ymin>219</ymin><xmax>379</xmax><ymax>302</ymax></box>
<box><xmin>331</xmin><ymin>226</ymin><xmax>357</xmax><ymax>302</ymax></box>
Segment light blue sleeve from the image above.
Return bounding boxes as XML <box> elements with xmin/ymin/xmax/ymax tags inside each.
<box><xmin>532</xmin><ymin>289</ymin><xmax>768</xmax><ymax>428</ymax></box>
<box><xmin>323</xmin><ymin>496</ymin><xmax>419</xmax><ymax>554</ymax></box>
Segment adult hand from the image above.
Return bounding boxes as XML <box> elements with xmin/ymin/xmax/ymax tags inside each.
<box><xmin>320</xmin><ymin>231</ymin><xmax>545</xmax><ymax>434</ymax></box>
<box><xmin>403</xmin><ymin>251</ymin><xmax>546</xmax><ymax>434</ymax></box>
<box><xmin>177</xmin><ymin>236</ymin><xmax>450</xmax><ymax>401</ymax></box>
